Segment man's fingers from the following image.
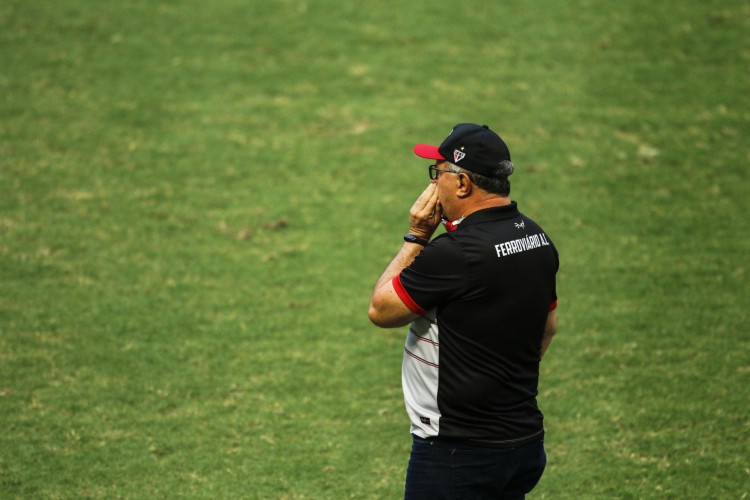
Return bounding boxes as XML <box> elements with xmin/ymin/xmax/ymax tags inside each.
<box><xmin>412</xmin><ymin>184</ymin><xmax>436</xmax><ymax>212</ymax></box>
<box><xmin>425</xmin><ymin>189</ymin><xmax>439</xmax><ymax>215</ymax></box>
<box><xmin>422</xmin><ymin>183</ymin><xmax>437</xmax><ymax>200</ymax></box>
<box><xmin>422</xmin><ymin>184</ymin><xmax>438</xmax><ymax>208</ymax></box>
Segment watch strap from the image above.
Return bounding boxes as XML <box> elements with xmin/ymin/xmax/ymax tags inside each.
<box><xmin>404</xmin><ymin>234</ymin><xmax>429</xmax><ymax>246</ymax></box>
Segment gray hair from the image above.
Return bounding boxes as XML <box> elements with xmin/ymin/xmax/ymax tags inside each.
<box><xmin>447</xmin><ymin>160</ymin><xmax>514</xmax><ymax>196</ymax></box>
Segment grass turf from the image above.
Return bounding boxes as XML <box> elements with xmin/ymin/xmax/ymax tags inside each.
<box><xmin>1</xmin><ymin>0</ymin><xmax>748</xmax><ymax>497</ymax></box>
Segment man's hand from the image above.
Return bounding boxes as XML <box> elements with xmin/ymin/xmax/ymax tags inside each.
<box><xmin>409</xmin><ymin>183</ymin><xmax>442</xmax><ymax>240</ymax></box>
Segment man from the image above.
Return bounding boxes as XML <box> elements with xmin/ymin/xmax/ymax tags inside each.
<box><xmin>368</xmin><ymin>123</ymin><xmax>559</xmax><ymax>499</ymax></box>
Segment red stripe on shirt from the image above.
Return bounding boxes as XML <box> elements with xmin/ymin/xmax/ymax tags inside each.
<box><xmin>549</xmin><ymin>299</ymin><xmax>558</xmax><ymax>312</ymax></box>
<box><xmin>392</xmin><ymin>274</ymin><xmax>427</xmax><ymax>316</ymax></box>
<box><xmin>404</xmin><ymin>347</ymin><xmax>439</xmax><ymax>368</ymax></box>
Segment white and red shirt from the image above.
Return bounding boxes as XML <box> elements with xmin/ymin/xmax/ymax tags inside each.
<box><xmin>394</xmin><ymin>202</ymin><xmax>558</xmax><ymax>444</ymax></box>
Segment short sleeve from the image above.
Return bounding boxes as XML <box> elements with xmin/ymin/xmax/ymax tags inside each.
<box><xmin>394</xmin><ymin>236</ymin><xmax>467</xmax><ymax>314</ymax></box>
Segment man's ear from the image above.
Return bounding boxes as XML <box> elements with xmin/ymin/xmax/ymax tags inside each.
<box><xmin>456</xmin><ymin>172</ymin><xmax>472</xmax><ymax>198</ymax></box>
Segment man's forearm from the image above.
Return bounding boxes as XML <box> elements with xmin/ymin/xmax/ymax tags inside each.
<box><xmin>540</xmin><ymin>310</ymin><xmax>558</xmax><ymax>358</ymax></box>
<box><xmin>373</xmin><ymin>242</ymin><xmax>425</xmax><ymax>290</ymax></box>
<box><xmin>368</xmin><ymin>241</ymin><xmax>427</xmax><ymax>328</ymax></box>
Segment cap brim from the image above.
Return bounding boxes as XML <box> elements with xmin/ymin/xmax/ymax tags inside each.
<box><xmin>413</xmin><ymin>144</ymin><xmax>445</xmax><ymax>160</ymax></box>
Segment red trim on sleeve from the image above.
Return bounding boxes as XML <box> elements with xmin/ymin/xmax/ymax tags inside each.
<box><xmin>549</xmin><ymin>299</ymin><xmax>558</xmax><ymax>312</ymax></box>
<box><xmin>392</xmin><ymin>274</ymin><xmax>427</xmax><ymax>316</ymax></box>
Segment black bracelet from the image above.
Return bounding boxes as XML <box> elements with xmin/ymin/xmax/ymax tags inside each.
<box><xmin>404</xmin><ymin>234</ymin><xmax>429</xmax><ymax>246</ymax></box>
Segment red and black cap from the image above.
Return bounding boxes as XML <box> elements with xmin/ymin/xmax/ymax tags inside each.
<box><xmin>414</xmin><ymin>123</ymin><xmax>511</xmax><ymax>178</ymax></box>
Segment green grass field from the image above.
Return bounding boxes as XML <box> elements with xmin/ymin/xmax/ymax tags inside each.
<box><xmin>2</xmin><ymin>0</ymin><xmax>748</xmax><ymax>498</ymax></box>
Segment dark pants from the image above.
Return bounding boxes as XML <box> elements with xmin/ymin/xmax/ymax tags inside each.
<box><xmin>404</xmin><ymin>434</ymin><xmax>546</xmax><ymax>500</ymax></box>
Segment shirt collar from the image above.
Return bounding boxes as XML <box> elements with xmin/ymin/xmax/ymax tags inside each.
<box><xmin>450</xmin><ymin>201</ymin><xmax>519</xmax><ymax>230</ymax></box>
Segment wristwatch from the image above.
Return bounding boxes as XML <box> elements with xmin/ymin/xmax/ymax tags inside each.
<box><xmin>404</xmin><ymin>234</ymin><xmax>429</xmax><ymax>246</ymax></box>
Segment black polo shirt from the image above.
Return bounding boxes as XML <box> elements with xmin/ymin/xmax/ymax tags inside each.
<box><xmin>393</xmin><ymin>202</ymin><xmax>558</xmax><ymax>443</ymax></box>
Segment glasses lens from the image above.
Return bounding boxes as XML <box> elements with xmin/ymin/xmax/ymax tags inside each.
<box><xmin>429</xmin><ymin>165</ymin><xmax>437</xmax><ymax>180</ymax></box>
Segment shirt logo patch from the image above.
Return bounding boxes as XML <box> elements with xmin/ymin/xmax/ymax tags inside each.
<box><xmin>515</xmin><ymin>221</ymin><xmax>525</xmax><ymax>229</ymax></box>
<box><xmin>420</xmin><ymin>416</ymin><xmax>431</xmax><ymax>425</ymax></box>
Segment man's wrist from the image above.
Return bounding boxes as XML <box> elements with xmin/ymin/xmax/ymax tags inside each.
<box><xmin>407</xmin><ymin>227</ymin><xmax>434</xmax><ymax>240</ymax></box>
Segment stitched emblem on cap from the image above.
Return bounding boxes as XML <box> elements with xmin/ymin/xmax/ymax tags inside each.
<box><xmin>453</xmin><ymin>149</ymin><xmax>466</xmax><ymax>163</ymax></box>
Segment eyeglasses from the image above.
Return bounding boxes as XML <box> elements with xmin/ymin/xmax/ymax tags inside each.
<box><xmin>428</xmin><ymin>164</ymin><xmax>458</xmax><ymax>180</ymax></box>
